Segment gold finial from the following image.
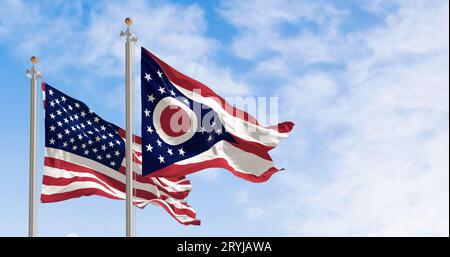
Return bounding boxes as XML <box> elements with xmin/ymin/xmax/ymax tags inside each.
<box><xmin>31</xmin><ymin>56</ymin><xmax>38</xmax><ymax>64</ymax></box>
<box><xmin>125</xmin><ymin>17</ymin><xmax>133</xmax><ymax>26</ymax></box>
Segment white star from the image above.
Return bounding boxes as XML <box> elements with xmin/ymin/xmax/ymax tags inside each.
<box><xmin>144</xmin><ymin>108</ymin><xmax>151</xmax><ymax>117</ymax></box>
<box><xmin>93</xmin><ymin>148</ymin><xmax>98</xmax><ymax>153</ymax></box>
<box><xmin>147</xmin><ymin>126</ymin><xmax>153</xmax><ymax>134</ymax></box>
<box><xmin>146</xmin><ymin>144</ymin><xmax>153</xmax><ymax>152</ymax></box>
<box><xmin>110</xmin><ymin>161</ymin><xmax>116</xmax><ymax>166</ymax></box>
<box><xmin>94</xmin><ymin>117</ymin><xmax>100</xmax><ymax>123</ymax></box>
<box><xmin>106</xmin><ymin>154</ymin><xmax>111</xmax><ymax>159</ymax></box>
<box><xmin>170</xmin><ymin>89</ymin><xmax>176</xmax><ymax>96</ymax></box>
<box><xmin>95</xmin><ymin>136</ymin><xmax>101</xmax><ymax>142</ymax></box>
<box><xmin>70</xmin><ymin>138</ymin><xmax>75</xmax><ymax>143</ymax></box>
<box><xmin>97</xmin><ymin>155</ymin><xmax>102</xmax><ymax>160</ymax></box>
<box><xmin>84</xmin><ymin>150</ymin><xmax>90</xmax><ymax>155</ymax></box>
<box><xmin>207</xmin><ymin>135</ymin><xmax>213</xmax><ymax>142</ymax></box>
<box><xmin>55</xmin><ymin>99</ymin><xmax>60</xmax><ymax>104</ymax></box>
<box><xmin>49</xmin><ymin>101</ymin><xmax>55</xmax><ymax>107</ymax></box>
<box><xmin>101</xmin><ymin>135</ymin><xmax>107</xmax><ymax>140</ymax></box>
<box><xmin>49</xmin><ymin>125</ymin><xmax>56</xmax><ymax>131</ymax></box>
<box><xmin>88</xmin><ymin>140</ymin><xmax>93</xmax><ymax>145</ymax></box>
<box><xmin>158</xmin><ymin>155</ymin><xmax>165</xmax><ymax>163</ymax></box>
<box><xmin>178</xmin><ymin>148</ymin><xmax>185</xmax><ymax>156</ymax></box>
<box><xmin>68</xmin><ymin>105</ymin><xmax>73</xmax><ymax>111</ymax></box>
<box><xmin>57</xmin><ymin>133</ymin><xmax>63</xmax><ymax>139</ymax></box>
<box><xmin>109</xmin><ymin>141</ymin><xmax>114</xmax><ymax>147</ymax></box>
<box><xmin>80</xmin><ymin>111</ymin><xmax>86</xmax><ymax>117</ymax></box>
<box><xmin>144</xmin><ymin>73</ymin><xmax>152</xmax><ymax>82</ymax></box>
<box><xmin>49</xmin><ymin>138</ymin><xmax>55</xmax><ymax>145</ymax></box>
<box><xmin>63</xmin><ymin>118</ymin><xmax>69</xmax><ymax>123</ymax></box>
<box><xmin>78</xmin><ymin>134</ymin><xmax>83</xmax><ymax>140</ymax></box>
<box><xmin>100</xmin><ymin>125</ymin><xmax>106</xmax><ymax>131</ymax></box>
<box><xmin>74</xmin><ymin>114</ymin><xmax>79</xmax><ymax>120</ymax></box>
<box><xmin>62</xmin><ymin>142</ymin><xmax>68</xmax><ymax>148</ymax></box>
<box><xmin>61</xmin><ymin>96</ymin><xmax>66</xmax><ymax>102</ymax></box>
<box><xmin>183</xmin><ymin>98</ymin><xmax>190</xmax><ymax>105</ymax></box>
<box><xmin>72</xmin><ymin>145</ymin><xmax>78</xmax><ymax>151</ymax></box>
<box><xmin>87</xmin><ymin>120</ymin><xmax>92</xmax><ymax>125</ymax></box>
<box><xmin>216</xmin><ymin>128</ymin><xmax>223</xmax><ymax>135</ymax></box>
<box><xmin>50</xmin><ymin>113</ymin><xmax>55</xmax><ymax>119</ymax></box>
<box><xmin>156</xmin><ymin>139</ymin><xmax>162</xmax><ymax>147</ymax></box>
<box><xmin>81</xmin><ymin>144</ymin><xmax>86</xmax><ymax>149</ymax></box>
<box><xmin>114</xmin><ymin>150</ymin><xmax>120</xmax><ymax>156</ymax></box>
<box><xmin>64</xmin><ymin>129</ymin><xmax>70</xmax><ymax>135</ymax></box>
<box><xmin>147</xmin><ymin>94</ymin><xmax>155</xmax><ymax>102</ymax></box>
<box><xmin>167</xmin><ymin>148</ymin><xmax>173</xmax><ymax>155</ymax></box>
<box><xmin>57</xmin><ymin>121</ymin><xmax>63</xmax><ymax>127</ymax></box>
<box><xmin>157</xmin><ymin>70</ymin><xmax>163</xmax><ymax>78</ymax></box>
<box><xmin>101</xmin><ymin>145</ymin><xmax>107</xmax><ymax>151</ymax></box>
<box><xmin>115</xmin><ymin>140</ymin><xmax>121</xmax><ymax>145</ymax></box>
<box><xmin>48</xmin><ymin>89</ymin><xmax>54</xmax><ymax>96</ymax></box>
<box><xmin>158</xmin><ymin>86</ymin><xmax>166</xmax><ymax>94</ymax></box>
<box><xmin>199</xmin><ymin>126</ymin><xmax>205</xmax><ymax>134</ymax></box>
<box><xmin>75</xmin><ymin>102</ymin><xmax>80</xmax><ymax>108</ymax></box>
<box><xmin>71</xmin><ymin>126</ymin><xmax>76</xmax><ymax>131</ymax></box>
<box><xmin>56</xmin><ymin>110</ymin><xmax>62</xmax><ymax>116</ymax></box>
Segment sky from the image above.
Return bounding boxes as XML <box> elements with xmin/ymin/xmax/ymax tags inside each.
<box><xmin>0</xmin><ymin>0</ymin><xmax>448</xmax><ymax>236</ymax></box>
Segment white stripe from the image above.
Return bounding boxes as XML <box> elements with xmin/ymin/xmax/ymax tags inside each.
<box><xmin>175</xmin><ymin>141</ymin><xmax>274</xmax><ymax>176</ymax></box>
<box><xmin>173</xmin><ymin>83</ymin><xmax>290</xmax><ymax>147</ymax></box>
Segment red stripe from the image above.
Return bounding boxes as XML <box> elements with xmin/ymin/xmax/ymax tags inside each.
<box><xmin>143</xmin><ymin>47</ymin><xmax>294</xmax><ymax>134</ymax></box>
<box><xmin>149</xmin><ymin>158</ymin><xmax>281</xmax><ymax>183</ymax></box>
<box><xmin>266</xmin><ymin>121</ymin><xmax>295</xmax><ymax>134</ymax></box>
<box><xmin>229</xmin><ymin>135</ymin><xmax>274</xmax><ymax>161</ymax></box>
<box><xmin>42</xmin><ymin>82</ymin><xmax>46</xmax><ymax>109</ymax></box>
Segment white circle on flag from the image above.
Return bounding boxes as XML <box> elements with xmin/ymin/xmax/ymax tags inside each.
<box><xmin>153</xmin><ymin>97</ymin><xmax>198</xmax><ymax>145</ymax></box>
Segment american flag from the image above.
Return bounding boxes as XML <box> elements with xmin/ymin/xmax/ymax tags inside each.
<box><xmin>140</xmin><ymin>47</ymin><xmax>294</xmax><ymax>181</ymax></box>
<box><xmin>41</xmin><ymin>82</ymin><xmax>200</xmax><ymax>225</ymax></box>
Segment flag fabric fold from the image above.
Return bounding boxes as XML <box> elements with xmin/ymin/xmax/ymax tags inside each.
<box><xmin>40</xmin><ymin>82</ymin><xmax>200</xmax><ymax>225</ymax></box>
<box><xmin>140</xmin><ymin>47</ymin><xmax>294</xmax><ymax>182</ymax></box>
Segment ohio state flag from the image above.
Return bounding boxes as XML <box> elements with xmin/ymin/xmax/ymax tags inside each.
<box><xmin>140</xmin><ymin>47</ymin><xmax>294</xmax><ymax>182</ymax></box>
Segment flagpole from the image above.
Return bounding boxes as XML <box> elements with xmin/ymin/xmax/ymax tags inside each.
<box><xmin>121</xmin><ymin>17</ymin><xmax>137</xmax><ymax>237</ymax></box>
<box><xmin>26</xmin><ymin>56</ymin><xmax>41</xmax><ymax>237</ymax></box>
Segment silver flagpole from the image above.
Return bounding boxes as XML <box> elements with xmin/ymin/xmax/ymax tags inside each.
<box><xmin>121</xmin><ymin>17</ymin><xmax>137</xmax><ymax>237</ymax></box>
<box><xmin>26</xmin><ymin>56</ymin><xmax>41</xmax><ymax>237</ymax></box>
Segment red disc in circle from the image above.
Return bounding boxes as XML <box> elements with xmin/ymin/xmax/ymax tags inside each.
<box><xmin>160</xmin><ymin>105</ymin><xmax>191</xmax><ymax>137</ymax></box>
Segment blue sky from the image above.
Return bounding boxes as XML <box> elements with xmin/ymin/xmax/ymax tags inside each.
<box><xmin>0</xmin><ymin>0</ymin><xmax>448</xmax><ymax>236</ymax></box>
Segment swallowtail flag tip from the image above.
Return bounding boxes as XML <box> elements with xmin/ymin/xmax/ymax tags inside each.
<box><xmin>140</xmin><ymin>47</ymin><xmax>294</xmax><ymax>182</ymax></box>
<box><xmin>41</xmin><ymin>82</ymin><xmax>200</xmax><ymax>225</ymax></box>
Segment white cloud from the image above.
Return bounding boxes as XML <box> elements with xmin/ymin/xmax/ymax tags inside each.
<box><xmin>221</xmin><ymin>0</ymin><xmax>449</xmax><ymax>236</ymax></box>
